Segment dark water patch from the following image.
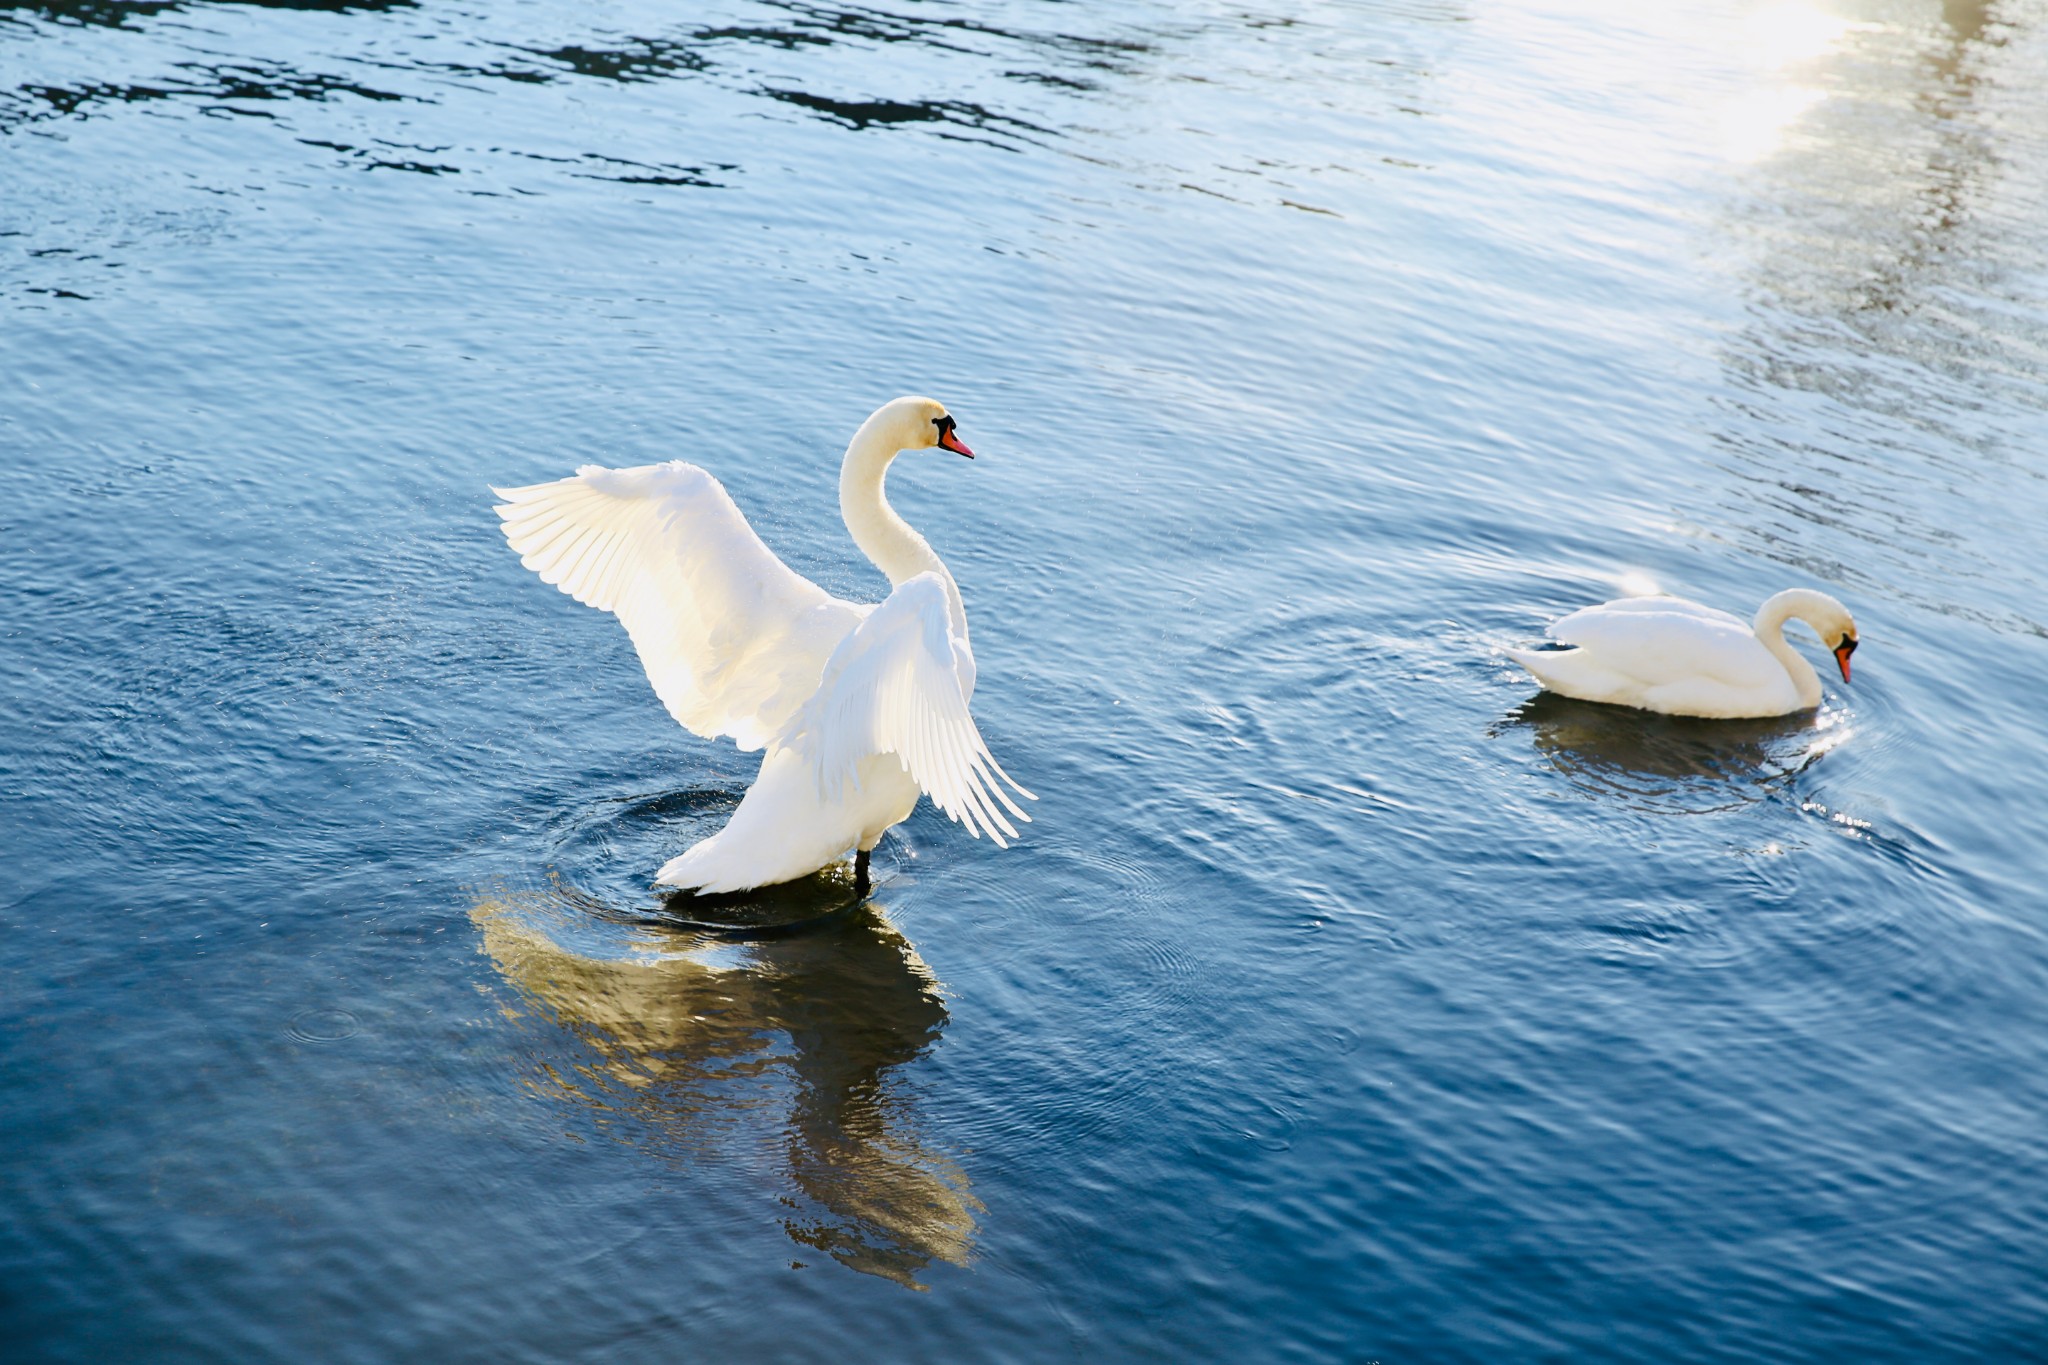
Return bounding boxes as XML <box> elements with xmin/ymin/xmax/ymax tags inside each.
<box><xmin>521</xmin><ymin>37</ymin><xmax>714</xmax><ymax>85</ymax></box>
<box><xmin>1496</xmin><ymin>691</ymin><xmax>1834</xmax><ymax>816</ymax></box>
<box><xmin>295</xmin><ymin>137</ymin><xmax>459</xmax><ymax>175</ymax></box>
<box><xmin>761</xmin><ymin>85</ymin><xmax>1044</xmax><ymax>143</ymax></box>
<box><xmin>1</xmin><ymin>62</ymin><xmax>408</xmax><ymax>132</ymax></box>
<box><xmin>562</xmin><ymin>151</ymin><xmax>735</xmax><ymax>189</ymax></box>
<box><xmin>10</xmin><ymin>0</ymin><xmax>420</xmax><ymax>30</ymax></box>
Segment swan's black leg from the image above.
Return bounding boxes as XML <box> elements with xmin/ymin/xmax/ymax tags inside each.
<box><xmin>854</xmin><ymin>848</ymin><xmax>872</xmax><ymax>898</ymax></box>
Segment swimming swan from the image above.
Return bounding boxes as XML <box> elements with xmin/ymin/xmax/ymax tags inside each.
<box><xmin>493</xmin><ymin>396</ymin><xmax>1032</xmax><ymax>893</ymax></box>
<box><xmin>1504</xmin><ymin>588</ymin><xmax>1858</xmax><ymax>719</ymax></box>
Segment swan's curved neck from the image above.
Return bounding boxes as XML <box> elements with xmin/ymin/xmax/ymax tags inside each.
<box><xmin>839</xmin><ymin>418</ymin><xmax>966</xmax><ymax>636</ymax></box>
<box><xmin>1752</xmin><ymin>590</ymin><xmax>1824</xmax><ymax>708</ymax></box>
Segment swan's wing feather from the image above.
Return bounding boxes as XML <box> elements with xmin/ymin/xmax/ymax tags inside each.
<box><xmin>494</xmin><ymin>461</ymin><xmax>856</xmax><ymax>749</ymax></box>
<box><xmin>1551</xmin><ymin>607</ymin><xmax>1783</xmax><ymax>691</ymax></box>
<box><xmin>785</xmin><ymin>573</ymin><xmax>1033</xmax><ymax>845</ymax></box>
<box><xmin>1552</xmin><ymin>595</ymin><xmax>1747</xmax><ymax>637</ymax></box>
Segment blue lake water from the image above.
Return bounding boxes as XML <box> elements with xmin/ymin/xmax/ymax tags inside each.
<box><xmin>5</xmin><ymin>0</ymin><xmax>2047</xmax><ymax>1359</ymax></box>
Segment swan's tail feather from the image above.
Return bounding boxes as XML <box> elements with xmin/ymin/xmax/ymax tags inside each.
<box><xmin>656</xmin><ymin>836</ymin><xmax>766</xmax><ymax>895</ymax></box>
<box><xmin>1504</xmin><ymin>645</ymin><xmax>1578</xmax><ymax>695</ymax></box>
<box><xmin>1505</xmin><ymin>645</ymin><xmax>1641</xmax><ymax>708</ymax></box>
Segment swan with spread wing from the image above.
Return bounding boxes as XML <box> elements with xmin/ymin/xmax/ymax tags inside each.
<box><xmin>493</xmin><ymin>396</ymin><xmax>1032</xmax><ymax>893</ymax></box>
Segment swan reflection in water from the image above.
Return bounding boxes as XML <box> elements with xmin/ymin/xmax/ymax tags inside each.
<box><xmin>1498</xmin><ymin>692</ymin><xmax>1847</xmax><ymax>815</ymax></box>
<box><xmin>470</xmin><ymin>881</ymin><xmax>979</xmax><ymax>1289</ymax></box>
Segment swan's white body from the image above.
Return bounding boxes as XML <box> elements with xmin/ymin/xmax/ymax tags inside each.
<box><xmin>493</xmin><ymin>397</ymin><xmax>1031</xmax><ymax>892</ymax></box>
<box><xmin>1504</xmin><ymin>588</ymin><xmax>1858</xmax><ymax>719</ymax></box>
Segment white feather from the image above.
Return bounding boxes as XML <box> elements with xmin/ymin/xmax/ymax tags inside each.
<box><xmin>493</xmin><ymin>397</ymin><xmax>1033</xmax><ymax>891</ymax></box>
<box><xmin>493</xmin><ymin>461</ymin><xmax>858</xmax><ymax>751</ymax></box>
<box><xmin>1505</xmin><ymin>589</ymin><xmax>1858</xmax><ymax>719</ymax></box>
<box><xmin>783</xmin><ymin>574</ymin><xmax>1033</xmax><ymax>847</ymax></box>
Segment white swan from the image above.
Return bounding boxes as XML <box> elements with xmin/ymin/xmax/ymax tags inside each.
<box><xmin>493</xmin><ymin>396</ymin><xmax>1032</xmax><ymax>893</ymax></box>
<box><xmin>1504</xmin><ymin>588</ymin><xmax>1858</xmax><ymax>718</ymax></box>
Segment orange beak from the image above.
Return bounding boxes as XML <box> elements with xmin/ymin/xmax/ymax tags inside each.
<box><xmin>1833</xmin><ymin>638</ymin><xmax>1857</xmax><ymax>684</ymax></box>
<box><xmin>938</xmin><ymin>426</ymin><xmax>975</xmax><ymax>458</ymax></box>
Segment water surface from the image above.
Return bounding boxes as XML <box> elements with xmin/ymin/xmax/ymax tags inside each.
<box><xmin>5</xmin><ymin>0</ymin><xmax>2048</xmax><ymax>1360</ymax></box>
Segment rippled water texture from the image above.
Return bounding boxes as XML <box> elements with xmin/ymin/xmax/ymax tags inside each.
<box><xmin>5</xmin><ymin>1</ymin><xmax>2047</xmax><ymax>1360</ymax></box>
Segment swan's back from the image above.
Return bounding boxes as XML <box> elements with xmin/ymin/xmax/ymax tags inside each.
<box><xmin>1547</xmin><ymin>598</ymin><xmax>1781</xmax><ymax>692</ymax></box>
<box><xmin>1551</xmin><ymin>594</ymin><xmax>1747</xmax><ymax>640</ymax></box>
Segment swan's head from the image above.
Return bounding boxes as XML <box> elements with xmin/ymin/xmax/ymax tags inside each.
<box><xmin>871</xmin><ymin>395</ymin><xmax>975</xmax><ymax>459</ymax></box>
<box><xmin>1769</xmin><ymin>589</ymin><xmax>1858</xmax><ymax>683</ymax></box>
<box><xmin>1812</xmin><ymin>598</ymin><xmax>1858</xmax><ymax>683</ymax></box>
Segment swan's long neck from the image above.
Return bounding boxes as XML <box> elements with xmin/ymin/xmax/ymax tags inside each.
<box><xmin>839</xmin><ymin>419</ymin><xmax>967</xmax><ymax>637</ymax></box>
<box><xmin>1752</xmin><ymin>590</ymin><xmax>1825</xmax><ymax>709</ymax></box>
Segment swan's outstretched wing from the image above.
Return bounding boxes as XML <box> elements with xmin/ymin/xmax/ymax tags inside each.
<box><xmin>1550</xmin><ymin>603</ymin><xmax>1782</xmax><ymax>690</ymax></box>
<box><xmin>493</xmin><ymin>461</ymin><xmax>860</xmax><ymax>750</ymax></box>
<box><xmin>783</xmin><ymin>572</ymin><xmax>1034</xmax><ymax>845</ymax></box>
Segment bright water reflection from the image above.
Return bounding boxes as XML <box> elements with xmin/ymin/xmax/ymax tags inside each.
<box><xmin>471</xmin><ymin>890</ymin><xmax>977</xmax><ymax>1289</ymax></box>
